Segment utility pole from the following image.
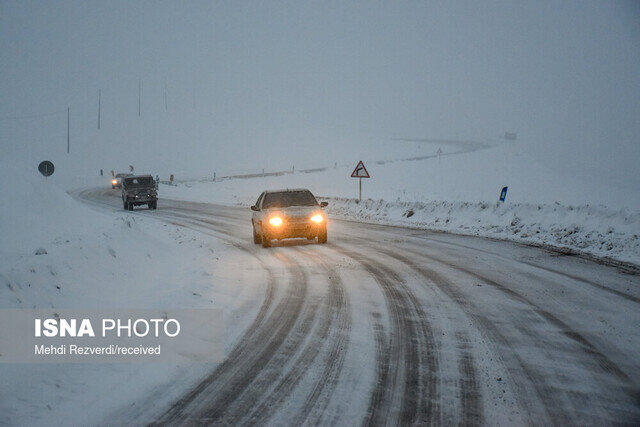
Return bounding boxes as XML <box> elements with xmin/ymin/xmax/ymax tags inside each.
<box><xmin>138</xmin><ymin>79</ymin><xmax>141</xmax><ymax>116</ymax></box>
<box><xmin>98</xmin><ymin>89</ymin><xmax>101</xmax><ymax>129</ymax></box>
<box><xmin>164</xmin><ymin>84</ymin><xmax>168</xmax><ymax>111</ymax></box>
<box><xmin>67</xmin><ymin>107</ymin><xmax>70</xmax><ymax>153</ymax></box>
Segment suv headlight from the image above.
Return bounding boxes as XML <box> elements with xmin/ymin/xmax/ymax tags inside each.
<box><xmin>310</xmin><ymin>214</ymin><xmax>324</xmax><ymax>223</ymax></box>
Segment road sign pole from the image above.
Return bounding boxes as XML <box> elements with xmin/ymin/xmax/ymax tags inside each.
<box><xmin>350</xmin><ymin>160</ymin><xmax>370</xmax><ymax>202</ymax></box>
<box><xmin>67</xmin><ymin>107</ymin><xmax>70</xmax><ymax>154</ymax></box>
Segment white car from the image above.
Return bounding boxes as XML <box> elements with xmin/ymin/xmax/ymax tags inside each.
<box><xmin>251</xmin><ymin>189</ymin><xmax>328</xmax><ymax>247</ymax></box>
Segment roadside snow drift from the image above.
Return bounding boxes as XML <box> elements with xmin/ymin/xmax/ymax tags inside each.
<box><xmin>0</xmin><ymin>160</ymin><xmax>111</xmax><ymax>258</ymax></box>
<box><xmin>325</xmin><ymin>198</ymin><xmax>640</xmax><ymax>266</ymax></box>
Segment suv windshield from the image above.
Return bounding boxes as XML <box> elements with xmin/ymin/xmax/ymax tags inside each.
<box><xmin>263</xmin><ymin>191</ymin><xmax>318</xmax><ymax>208</ymax></box>
<box><xmin>124</xmin><ymin>177</ymin><xmax>154</xmax><ymax>188</ymax></box>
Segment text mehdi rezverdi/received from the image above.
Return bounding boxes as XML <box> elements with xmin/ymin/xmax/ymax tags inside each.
<box><xmin>35</xmin><ymin>344</ymin><xmax>162</xmax><ymax>356</ymax></box>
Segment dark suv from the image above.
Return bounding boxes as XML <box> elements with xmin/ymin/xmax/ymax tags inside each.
<box><xmin>122</xmin><ymin>175</ymin><xmax>157</xmax><ymax>210</ymax></box>
<box><xmin>251</xmin><ymin>189</ymin><xmax>328</xmax><ymax>247</ymax></box>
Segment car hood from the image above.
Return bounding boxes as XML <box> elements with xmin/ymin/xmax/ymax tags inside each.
<box><xmin>264</xmin><ymin>206</ymin><xmax>321</xmax><ymax>218</ymax></box>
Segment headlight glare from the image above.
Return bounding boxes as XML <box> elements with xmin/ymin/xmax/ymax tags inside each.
<box><xmin>310</xmin><ymin>214</ymin><xmax>324</xmax><ymax>223</ymax></box>
<box><xmin>269</xmin><ymin>216</ymin><xmax>283</xmax><ymax>227</ymax></box>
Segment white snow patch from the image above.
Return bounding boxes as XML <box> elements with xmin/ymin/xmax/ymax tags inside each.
<box><xmin>0</xmin><ymin>159</ymin><xmax>267</xmax><ymax>425</ymax></box>
<box><xmin>325</xmin><ymin>197</ymin><xmax>640</xmax><ymax>266</ymax></box>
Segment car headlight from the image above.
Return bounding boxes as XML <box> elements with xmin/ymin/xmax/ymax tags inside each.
<box><xmin>269</xmin><ymin>216</ymin><xmax>283</xmax><ymax>227</ymax></box>
<box><xmin>310</xmin><ymin>214</ymin><xmax>324</xmax><ymax>223</ymax></box>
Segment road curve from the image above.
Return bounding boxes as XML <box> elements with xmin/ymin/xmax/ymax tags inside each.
<box><xmin>75</xmin><ymin>188</ymin><xmax>640</xmax><ymax>425</ymax></box>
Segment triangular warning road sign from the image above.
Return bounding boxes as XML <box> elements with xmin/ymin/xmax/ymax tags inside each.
<box><xmin>350</xmin><ymin>160</ymin><xmax>370</xmax><ymax>178</ymax></box>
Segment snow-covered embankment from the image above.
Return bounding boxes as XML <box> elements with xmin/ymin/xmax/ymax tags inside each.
<box><xmin>325</xmin><ymin>197</ymin><xmax>640</xmax><ymax>267</ymax></box>
<box><xmin>0</xmin><ymin>161</ymin><xmax>260</xmax><ymax>425</ymax></box>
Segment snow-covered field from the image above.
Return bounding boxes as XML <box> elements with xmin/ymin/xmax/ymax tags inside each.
<box><xmin>160</xmin><ymin>140</ymin><xmax>640</xmax><ymax>267</ymax></box>
<box><xmin>0</xmin><ymin>160</ymin><xmax>267</xmax><ymax>425</ymax></box>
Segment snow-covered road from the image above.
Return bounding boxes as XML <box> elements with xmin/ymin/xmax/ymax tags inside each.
<box><xmin>77</xmin><ymin>188</ymin><xmax>640</xmax><ymax>425</ymax></box>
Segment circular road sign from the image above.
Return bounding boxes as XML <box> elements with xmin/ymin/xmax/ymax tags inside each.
<box><xmin>38</xmin><ymin>161</ymin><xmax>55</xmax><ymax>177</ymax></box>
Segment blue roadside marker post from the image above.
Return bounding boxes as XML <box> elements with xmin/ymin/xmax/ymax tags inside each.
<box><xmin>499</xmin><ymin>186</ymin><xmax>508</xmax><ymax>202</ymax></box>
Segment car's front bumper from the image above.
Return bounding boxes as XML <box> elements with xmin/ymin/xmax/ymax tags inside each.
<box><xmin>265</xmin><ymin>220</ymin><xmax>325</xmax><ymax>239</ymax></box>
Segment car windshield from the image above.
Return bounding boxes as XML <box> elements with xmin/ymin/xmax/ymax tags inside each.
<box><xmin>263</xmin><ymin>191</ymin><xmax>318</xmax><ymax>208</ymax></box>
<box><xmin>124</xmin><ymin>177</ymin><xmax>154</xmax><ymax>188</ymax></box>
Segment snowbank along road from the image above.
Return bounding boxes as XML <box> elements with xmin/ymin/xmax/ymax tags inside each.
<box><xmin>76</xmin><ymin>188</ymin><xmax>640</xmax><ymax>425</ymax></box>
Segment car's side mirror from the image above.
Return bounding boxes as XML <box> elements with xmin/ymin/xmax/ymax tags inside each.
<box><xmin>251</xmin><ymin>205</ymin><xmax>260</xmax><ymax>211</ymax></box>
<box><xmin>320</xmin><ymin>201</ymin><xmax>328</xmax><ymax>207</ymax></box>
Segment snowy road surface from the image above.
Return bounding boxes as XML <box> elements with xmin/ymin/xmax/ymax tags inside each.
<box><xmin>77</xmin><ymin>188</ymin><xmax>640</xmax><ymax>425</ymax></box>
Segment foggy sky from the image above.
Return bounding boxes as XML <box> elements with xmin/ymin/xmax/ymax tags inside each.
<box><xmin>1</xmin><ymin>1</ymin><xmax>639</xmax><ymax>187</ymax></box>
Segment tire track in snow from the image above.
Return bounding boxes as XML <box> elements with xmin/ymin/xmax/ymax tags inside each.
<box><xmin>441</xmin><ymin>259</ymin><xmax>640</xmax><ymax>423</ymax></box>
<box><xmin>408</xmin><ymin>235</ymin><xmax>640</xmax><ymax>305</ymax></box>
<box><xmin>340</xmin><ymin>225</ymin><xmax>640</xmax><ymax>423</ymax></box>
<box><xmin>332</xmin><ymin>244</ymin><xmax>440</xmax><ymax>425</ymax></box>
<box><xmin>160</xmin><ymin>250</ymin><xmax>309</xmax><ymax>424</ymax></box>
<box><xmin>455</xmin><ymin>331</ymin><xmax>483</xmax><ymax>426</ymax></box>
<box><xmin>140</xmin><ymin>203</ymin><xmax>315</xmax><ymax>423</ymax></box>
<box><xmin>375</xmin><ymin>247</ymin><xmax>549</xmax><ymax>424</ymax></box>
<box><xmin>158</xmin><ymin>213</ymin><xmax>353</xmax><ymax>425</ymax></box>
<box><xmin>342</xmin><ymin>238</ymin><xmax>484</xmax><ymax>425</ymax></box>
<box><xmin>220</xmin><ymin>253</ymin><xmax>320</xmax><ymax>425</ymax></box>
<box><xmin>418</xmin><ymin>249</ymin><xmax>638</xmax><ymax>385</ymax></box>
<box><xmin>288</xmin><ymin>247</ymin><xmax>351</xmax><ymax>426</ymax></box>
<box><xmin>236</xmin><ymin>246</ymin><xmax>348</xmax><ymax>425</ymax></box>
<box><xmin>385</xmin><ymin>245</ymin><xmax>640</xmax><ymax>424</ymax></box>
<box><xmin>334</xmin><ymin>234</ymin><xmax>483</xmax><ymax>424</ymax></box>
